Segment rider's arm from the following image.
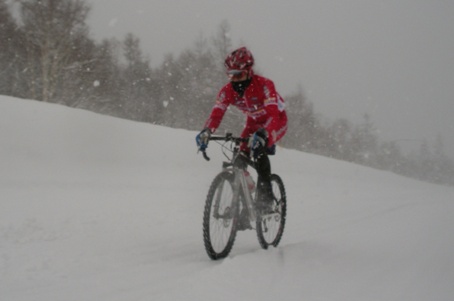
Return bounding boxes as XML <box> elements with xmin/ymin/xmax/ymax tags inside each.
<box><xmin>261</xmin><ymin>79</ymin><xmax>285</xmax><ymax>146</ymax></box>
<box><xmin>203</xmin><ymin>87</ymin><xmax>231</xmax><ymax>133</ymax></box>
<box><xmin>239</xmin><ymin>116</ymin><xmax>257</xmax><ymax>152</ymax></box>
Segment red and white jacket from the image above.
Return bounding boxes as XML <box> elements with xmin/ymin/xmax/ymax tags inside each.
<box><xmin>204</xmin><ymin>74</ymin><xmax>288</xmax><ymax>149</ymax></box>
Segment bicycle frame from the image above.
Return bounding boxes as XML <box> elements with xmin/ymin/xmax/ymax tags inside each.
<box><xmin>228</xmin><ymin>158</ymin><xmax>257</xmax><ymax>223</ymax></box>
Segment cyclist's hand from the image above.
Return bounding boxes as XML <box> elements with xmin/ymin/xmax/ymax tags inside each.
<box><xmin>196</xmin><ymin>128</ymin><xmax>211</xmax><ymax>152</ymax></box>
<box><xmin>250</xmin><ymin>128</ymin><xmax>268</xmax><ymax>159</ymax></box>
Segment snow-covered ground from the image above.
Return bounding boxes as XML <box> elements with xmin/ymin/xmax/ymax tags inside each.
<box><xmin>1</xmin><ymin>96</ymin><xmax>453</xmax><ymax>301</ymax></box>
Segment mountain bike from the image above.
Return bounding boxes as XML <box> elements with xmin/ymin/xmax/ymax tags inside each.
<box><xmin>200</xmin><ymin>133</ymin><xmax>287</xmax><ymax>260</ymax></box>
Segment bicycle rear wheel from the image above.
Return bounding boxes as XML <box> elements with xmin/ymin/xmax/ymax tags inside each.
<box><xmin>256</xmin><ymin>174</ymin><xmax>287</xmax><ymax>249</ymax></box>
<box><xmin>202</xmin><ymin>171</ymin><xmax>238</xmax><ymax>260</ymax></box>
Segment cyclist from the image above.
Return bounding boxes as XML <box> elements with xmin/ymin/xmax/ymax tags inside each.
<box><xmin>196</xmin><ymin>46</ymin><xmax>288</xmax><ymax>216</ymax></box>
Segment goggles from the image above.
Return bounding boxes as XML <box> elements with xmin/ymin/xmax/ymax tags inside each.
<box><xmin>226</xmin><ymin>69</ymin><xmax>247</xmax><ymax>80</ymax></box>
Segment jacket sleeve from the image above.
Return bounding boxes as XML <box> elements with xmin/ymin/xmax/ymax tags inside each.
<box><xmin>239</xmin><ymin>116</ymin><xmax>257</xmax><ymax>151</ymax></box>
<box><xmin>203</xmin><ymin>88</ymin><xmax>230</xmax><ymax>133</ymax></box>
<box><xmin>262</xmin><ymin>80</ymin><xmax>284</xmax><ymax>146</ymax></box>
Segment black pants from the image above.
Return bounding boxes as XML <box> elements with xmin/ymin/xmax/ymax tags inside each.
<box><xmin>255</xmin><ymin>152</ymin><xmax>272</xmax><ymax>200</ymax></box>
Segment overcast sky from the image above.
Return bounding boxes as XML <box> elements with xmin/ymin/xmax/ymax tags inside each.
<box><xmin>85</xmin><ymin>0</ymin><xmax>454</xmax><ymax>156</ymax></box>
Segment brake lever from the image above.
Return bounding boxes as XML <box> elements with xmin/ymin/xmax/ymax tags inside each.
<box><xmin>202</xmin><ymin>151</ymin><xmax>210</xmax><ymax>161</ymax></box>
<box><xmin>197</xmin><ymin>148</ymin><xmax>210</xmax><ymax>161</ymax></box>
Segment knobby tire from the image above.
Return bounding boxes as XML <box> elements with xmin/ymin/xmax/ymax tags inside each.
<box><xmin>256</xmin><ymin>174</ymin><xmax>287</xmax><ymax>249</ymax></box>
<box><xmin>202</xmin><ymin>171</ymin><xmax>238</xmax><ymax>260</ymax></box>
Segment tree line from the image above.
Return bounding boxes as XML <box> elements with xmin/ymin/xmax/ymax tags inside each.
<box><xmin>1</xmin><ymin>0</ymin><xmax>453</xmax><ymax>186</ymax></box>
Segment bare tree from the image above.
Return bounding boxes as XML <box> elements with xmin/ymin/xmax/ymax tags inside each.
<box><xmin>0</xmin><ymin>0</ymin><xmax>20</xmax><ymax>96</ymax></box>
<box><xmin>19</xmin><ymin>0</ymin><xmax>91</xmax><ymax>102</ymax></box>
<box><xmin>120</xmin><ymin>33</ymin><xmax>153</xmax><ymax>121</ymax></box>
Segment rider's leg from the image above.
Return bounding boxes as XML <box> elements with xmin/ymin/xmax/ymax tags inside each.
<box><xmin>255</xmin><ymin>152</ymin><xmax>273</xmax><ymax>211</ymax></box>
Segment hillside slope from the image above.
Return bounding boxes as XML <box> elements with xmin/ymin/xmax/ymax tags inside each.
<box><xmin>1</xmin><ymin>96</ymin><xmax>453</xmax><ymax>301</ymax></box>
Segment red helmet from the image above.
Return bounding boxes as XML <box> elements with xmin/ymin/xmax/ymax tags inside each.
<box><xmin>224</xmin><ymin>47</ymin><xmax>254</xmax><ymax>72</ymax></box>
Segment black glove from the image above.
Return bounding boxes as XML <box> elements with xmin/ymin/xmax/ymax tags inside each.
<box><xmin>250</xmin><ymin>128</ymin><xmax>268</xmax><ymax>159</ymax></box>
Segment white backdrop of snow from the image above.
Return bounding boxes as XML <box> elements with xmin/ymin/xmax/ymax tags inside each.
<box><xmin>1</xmin><ymin>96</ymin><xmax>453</xmax><ymax>301</ymax></box>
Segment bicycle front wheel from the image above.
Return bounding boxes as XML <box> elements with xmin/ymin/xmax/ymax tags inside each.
<box><xmin>256</xmin><ymin>174</ymin><xmax>287</xmax><ymax>249</ymax></box>
<box><xmin>202</xmin><ymin>171</ymin><xmax>238</xmax><ymax>260</ymax></box>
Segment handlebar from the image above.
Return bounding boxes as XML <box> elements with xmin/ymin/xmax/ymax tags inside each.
<box><xmin>209</xmin><ymin>133</ymin><xmax>249</xmax><ymax>143</ymax></box>
<box><xmin>200</xmin><ymin>133</ymin><xmax>249</xmax><ymax>161</ymax></box>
